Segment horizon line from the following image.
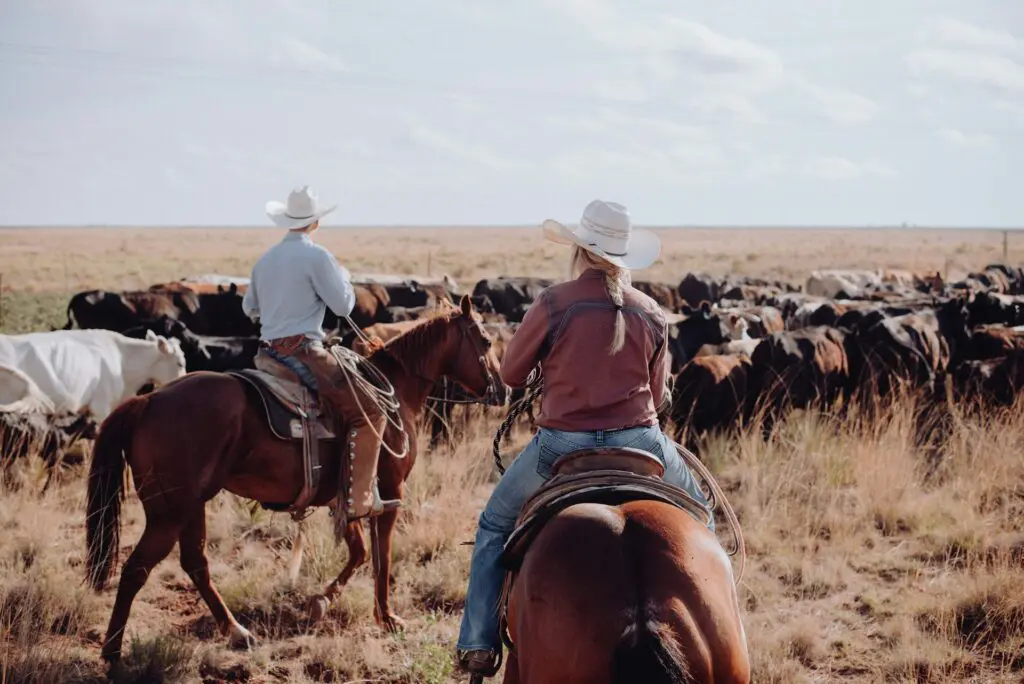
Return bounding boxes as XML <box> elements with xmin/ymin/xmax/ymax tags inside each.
<box><xmin>1</xmin><ymin>223</ymin><xmax>1023</xmax><ymax>231</ymax></box>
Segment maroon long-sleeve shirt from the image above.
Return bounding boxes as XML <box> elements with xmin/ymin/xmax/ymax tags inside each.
<box><xmin>501</xmin><ymin>268</ymin><xmax>670</xmax><ymax>432</ymax></box>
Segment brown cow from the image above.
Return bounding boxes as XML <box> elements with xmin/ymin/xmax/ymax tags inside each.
<box><xmin>632</xmin><ymin>280</ymin><xmax>682</xmax><ymax>312</ymax></box>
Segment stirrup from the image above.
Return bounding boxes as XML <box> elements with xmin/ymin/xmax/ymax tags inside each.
<box><xmin>456</xmin><ymin>647</ymin><xmax>502</xmax><ymax>678</ymax></box>
<box><xmin>349</xmin><ymin>487</ymin><xmax>403</xmax><ymax>521</ymax></box>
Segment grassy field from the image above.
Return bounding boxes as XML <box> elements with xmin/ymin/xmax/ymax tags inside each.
<box><xmin>1</xmin><ymin>227</ymin><xmax>1023</xmax><ymax>683</ymax></box>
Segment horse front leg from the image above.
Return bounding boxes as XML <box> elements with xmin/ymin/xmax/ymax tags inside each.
<box><xmin>307</xmin><ymin>520</ymin><xmax>367</xmax><ymax>623</ymax></box>
<box><xmin>370</xmin><ymin>507</ymin><xmax>404</xmax><ymax>632</ymax></box>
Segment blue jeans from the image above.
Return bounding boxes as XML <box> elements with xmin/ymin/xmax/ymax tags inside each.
<box><xmin>456</xmin><ymin>424</ymin><xmax>713</xmax><ymax>653</ymax></box>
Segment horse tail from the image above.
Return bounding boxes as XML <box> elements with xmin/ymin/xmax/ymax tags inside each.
<box><xmin>612</xmin><ymin>617</ymin><xmax>692</xmax><ymax>684</ymax></box>
<box><xmin>85</xmin><ymin>395</ymin><xmax>148</xmax><ymax>591</ymax></box>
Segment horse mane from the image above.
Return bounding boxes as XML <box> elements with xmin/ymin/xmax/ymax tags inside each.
<box><xmin>370</xmin><ymin>301</ymin><xmax>462</xmax><ymax>377</ymax></box>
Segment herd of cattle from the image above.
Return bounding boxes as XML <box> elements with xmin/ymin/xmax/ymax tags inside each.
<box><xmin>1</xmin><ymin>262</ymin><xmax>1023</xmax><ymax>481</ymax></box>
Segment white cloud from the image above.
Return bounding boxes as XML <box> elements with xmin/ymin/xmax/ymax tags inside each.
<box><xmin>689</xmin><ymin>92</ymin><xmax>762</xmax><ymax>122</ymax></box>
<box><xmin>547</xmin><ymin>0</ymin><xmax>785</xmax><ymax>93</ymax></box>
<box><xmin>798</xmin><ymin>81</ymin><xmax>879</xmax><ymax>124</ymax></box>
<box><xmin>936</xmin><ymin>127</ymin><xmax>995</xmax><ymax>148</ymax></box>
<box><xmin>925</xmin><ymin>17</ymin><xmax>1023</xmax><ymax>56</ymax></box>
<box><xmin>270</xmin><ymin>37</ymin><xmax>348</xmax><ymax>72</ymax></box>
<box><xmin>404</xmin><ymin>119</ymin><xmax>532</xmax><ymax>173</ymax></box>
<box><xmin>908</xmin><ymin>83</ymin><xmax>930</xmax><ymax>99</ymax></box>
<box><xmin>906</xmin><ymin>49</ymin><xmax>1024</xmax><ymax>94</ymax></box>
<box><xmin>806</xmin><ymin>157</ymin><xmax>898</xmax><ymax>180</ymax></box>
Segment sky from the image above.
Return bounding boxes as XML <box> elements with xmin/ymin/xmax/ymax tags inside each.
<box><xmin>0</xmin><ymin>1</ymin><xmax>1021</xmax><ymax>227</ymax></box>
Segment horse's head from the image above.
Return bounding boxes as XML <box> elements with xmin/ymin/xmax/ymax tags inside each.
<box><xmin>443</xmin><ymin>295</ymin><xmax>508</xmax><ymax>407</ymax></box>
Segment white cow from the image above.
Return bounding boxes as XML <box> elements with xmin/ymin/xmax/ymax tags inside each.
<box><xmin>0</xmin><ymin>329</ymin><xmax>186</xmax><ymax>422</ymax></box>
<box><xmin>806</xmin><ymin>269</ymin><xmax>883</xmax><ymax>299</ymax></box>
<box><xmin>0</xmin><ymin>364</ymin><xmax>56</xmax><ymax>413</ymax></box>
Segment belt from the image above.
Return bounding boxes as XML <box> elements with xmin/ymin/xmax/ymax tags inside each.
<box><xmin>260</xmin><ymin>334</ymin><xmax>311</xmax><ymax>356</ymax></box>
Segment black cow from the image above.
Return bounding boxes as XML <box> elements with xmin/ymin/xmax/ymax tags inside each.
<box><xmin>122</xmin><ymin>316</ymin><xmax>258</xmax><ymax>372</ymax></box>
<box><xmin>968</xmin><ymin>291</ymin><xmax>1024</xmax><ymax>328</ymax></box>
<box><xmin>665</xmin><ymin>302</ymin><xmax>731</xmax><ymax>373</ymax></box>
<box><xmin>678</xmin><ymin>273</ymin><xmax>722</xmax><ymax>309</ymax></box>
<box><xmin>63</xmin><ymin>285</ymin><xmax>257</xmax><ymax>337</ymax></box>
<box><xmin>747</xmin><ymin>326</ymin><xmax>850</xmax><ymax>434</ymax></box>
<box><xmin>472</xmin><ymin>277</ymin><xmax>553</xmax><ymax>321</ymax></box>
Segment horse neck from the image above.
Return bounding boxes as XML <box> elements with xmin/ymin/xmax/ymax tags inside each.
<box><xmin>371</xmin><ymin>316</ymin><xmax>457</xmax><ymax>414</ymax></box>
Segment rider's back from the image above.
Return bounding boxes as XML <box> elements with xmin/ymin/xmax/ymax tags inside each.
<box><xmin>249</xmin><ymin>233</ymin><xmax>353</xmax><ymax>342</ymax></box>
<box><xmin>501</xmin><ymin>268</ymin><xmax>669</xmax><ymax>432</ymax></box>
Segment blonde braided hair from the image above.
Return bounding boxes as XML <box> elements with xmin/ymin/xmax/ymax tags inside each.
<box><xmin>569</xmin><ymin>245</ymin><xmax>631</xmax><ymax>354</ymax></box>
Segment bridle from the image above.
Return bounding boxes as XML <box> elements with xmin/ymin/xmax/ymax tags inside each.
<box><xmin>377</xmin><ymin>313</ymin><xmax>501</xmax><ymax>407</ymax></box>
<box><xmin>426</xmin><ymin>316</ymin><xmax>504</xmax><ymax>407</ymax></box>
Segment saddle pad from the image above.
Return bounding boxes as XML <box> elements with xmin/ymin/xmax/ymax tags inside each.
<box><xmin>227</xmin><ymin>370</ymin><xmax>336</xmax><ymax>441</ymax></box>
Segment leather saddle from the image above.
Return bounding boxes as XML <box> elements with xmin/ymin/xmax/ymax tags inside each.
<box><xmin>496</xmin><ymin>446</ymin><xmax>712</xmax><ymax>649</ymax></box>
<box><xmin>227</xmin><ymin>369</ymin><xmax>336</xmax><ymax>441</ymax></box>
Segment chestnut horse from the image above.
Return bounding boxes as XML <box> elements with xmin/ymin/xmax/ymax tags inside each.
<box><xmin>502</xmin><ymin>500</ymin><xmax>749</xmax><ymax>684</ymax></box>
<box><xmin>85</xmin><ymin>296</ymin><xmax>505</xmax><ymax>663</ymax></box>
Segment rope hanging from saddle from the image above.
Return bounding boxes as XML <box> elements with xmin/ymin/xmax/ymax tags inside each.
<box><xmin>489</xmin><ymin>364</ymin><xmax>747</xmax><ymax>582</ymax></box>
<box><xmin>326</xmin><ymin>324</ymin><xmax>409</xmax><ymax>459</ymax></box>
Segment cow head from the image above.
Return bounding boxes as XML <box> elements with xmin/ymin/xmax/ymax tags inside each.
<box><xmin>668</xmin><ymin>302</ymin><xmax>729</xmax><ymax>372</ymax></box>
<box><xmin>145</xmin><ymin>330</ymin><xmax>188</xmax><ymax>386</ymax></box>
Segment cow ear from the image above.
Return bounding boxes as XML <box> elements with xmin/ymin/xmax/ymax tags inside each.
<box><xmin>460</xmin><ymin>294</ymin><xmax>473</xmax><ymax>317</ymax></box>
<box><xmin>157</xmin><ymin>337</ymin><xmax>171</xmax><ymax>353</ymax></box>
<box><xmin>700</xmin><ymin>301</ymin><xmax>712</xmax><ymax>317</ymax></box>
<box><xmin>145</xmin><ymin>329</ymin><xmax>158</xmax><ymax>342</ymax></box>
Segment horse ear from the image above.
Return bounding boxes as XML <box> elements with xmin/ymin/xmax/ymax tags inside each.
<box><xmin>459</xmin><ymin>294</ymin><xmax>473</xmax><ymax>317</ymax></box>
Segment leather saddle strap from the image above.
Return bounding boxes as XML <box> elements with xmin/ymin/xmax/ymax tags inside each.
<box><xmin>290</xmin><ymin>386</ymin><xmax>321</xmax><ymax>513</ymax></box>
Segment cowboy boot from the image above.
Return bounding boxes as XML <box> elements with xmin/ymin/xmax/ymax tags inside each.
<box><xmin>341</xmin><ymin>412</ymin><xmax>399</xmax><ymax>522</ymax></box>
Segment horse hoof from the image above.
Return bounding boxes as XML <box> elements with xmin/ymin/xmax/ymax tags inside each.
<box><xmin>227</xmin><ymin>624</ymin><xmax>257</xmax><ymax>651</ymax></box>
<box><xmin>308</xmin><ymin>595</ymin><xmax>331</xmax><ymax>624</ymax></box>
<box><xmin>378</xmin><ymin>612</ymin><xmax>406</xmax><ymax>633</ymax></box>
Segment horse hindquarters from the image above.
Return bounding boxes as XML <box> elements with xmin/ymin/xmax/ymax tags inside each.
<box><xmin>507</xmin><ymin>501</ymin><xmax>749</xmax><ymax>684</ymax></box>
<box><xmin>507</xmin><ymin>503</ymin><xmax>635</xmax><ymax>684</ymax></box>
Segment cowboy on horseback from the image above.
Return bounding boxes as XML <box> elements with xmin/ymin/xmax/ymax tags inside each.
<box><xmin>241</xmin><ymin>185</ymin><xmax>394</xmax><ymax>529</ymax></box>
<box><xmin>456</xmin><ymin>200</ymin><xmax>716</xmax><ymax>678</ymax></box>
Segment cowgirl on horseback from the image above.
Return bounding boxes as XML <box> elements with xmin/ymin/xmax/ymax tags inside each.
<box><xmin>456</xmin><ymin>199</ymin><xmax>714</xmax><ymax>677</ymax></box>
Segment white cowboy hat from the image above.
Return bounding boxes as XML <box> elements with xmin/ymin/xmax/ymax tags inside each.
<box><xmin>265</xmin><ymin>185</ymin><xmax>337</xmax><ymax>230</ymax></box>
<box><xmin>542</xmin><ymin>199</ymin><xmax>661</xmax><ymax>271</ymax></box>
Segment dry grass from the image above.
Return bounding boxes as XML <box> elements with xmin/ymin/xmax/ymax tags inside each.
<box><xmin>1</xmin><ymin>227</ymin><xmax>1023</xmax><ymax>682</ymax></box>
<box><xmin>1</xmin><ymin>400</ymin><xmax>1021</xmax><ymax>683</ymax></box>
<box><xmin>1</xmin><ymin>226</ymin><xmax>1021</xmax><ymax>296</ymax></box>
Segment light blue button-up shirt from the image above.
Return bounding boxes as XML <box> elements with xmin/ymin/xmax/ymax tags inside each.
<box><xmin>241</xmin><ymin>231</ymin><xmax>356</xmax><ymax>341</ymax></box>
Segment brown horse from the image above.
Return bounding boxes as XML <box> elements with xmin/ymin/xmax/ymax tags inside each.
<box><xmin>85</xmin><ymin>295</ymin><xmax>505</xmax><ymax>663</ymax></box>
<box><xmin>503</xmin><ymin>501</ymin><xmax>750</xmax><ymax>684</ymax></box>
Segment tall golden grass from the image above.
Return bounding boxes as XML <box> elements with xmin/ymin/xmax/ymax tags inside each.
<box><xmin>1</xmin><ymin>226</ymin><xmax>1022</xmax><ymax>682</ymax></box>
<box><xmin>1</xmin><ymin>396</ymin><xmax>1022</xmax><ymax>683</ymax></box>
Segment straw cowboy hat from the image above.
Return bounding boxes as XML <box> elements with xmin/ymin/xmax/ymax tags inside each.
<box><xmin>266</xmin><ymin>185</ymin><xmax>337</xmax><ymax>230</ymax></box>
<box><xmin>542</xmin><ymin>199</ymin><xmax>661</xmax><ymax>271</ymax></box>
